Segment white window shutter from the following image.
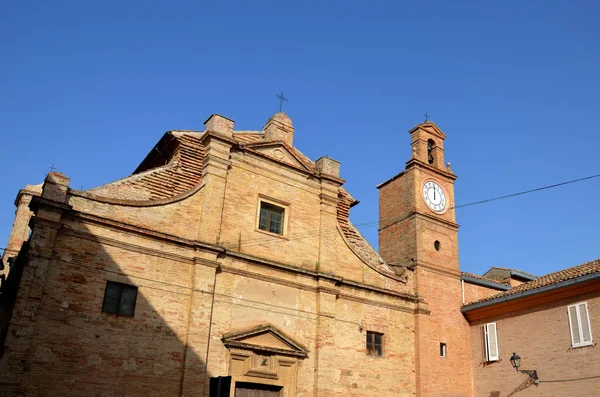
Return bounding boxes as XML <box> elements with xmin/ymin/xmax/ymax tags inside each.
<box><xmin>568</xmin><ymin>305</ymin><xmax>581</xmax><ymax>346</ymax></box>
<box><xmin>568</xmin><ymin>302</ymin><xmax>593</xmax><ymax>347</ymax></box>
<box><xmin>484</xmin><ymin>323</ymin><xmax>499</xmax><ymax>361</ymax></box>
<box><xmin>578</xmin><ymin>303</ymin><xmax>592</xmax><ymax>345</ymax></box>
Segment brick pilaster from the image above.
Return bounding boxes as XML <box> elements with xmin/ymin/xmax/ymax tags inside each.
<box><xmin>0</xmin><ymin>172</ymin><xmax>71</xmax><ymax>394</ymax></box>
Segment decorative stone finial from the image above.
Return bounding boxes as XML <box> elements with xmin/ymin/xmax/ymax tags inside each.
<box><xmin>316</xmin><ymin>156</ymin><xmax>340</xmax><ymax>178</ymax></box>
<box><xmin>204</xmin><ymin>114</ymin><xmax>234</xmax><ymax>137</ymax></box>
<box><xmin>41</xmin><ymin>172</ymin><xmax>70</xmax><ymax>203</ymax></box>
<box><xmin>264</xmin><ymin>112</ymin><xmax>294</xmax><ymax>146</ymax></box>
<box><xmin>447</xmin><ymin>162</ymin><xmax>452</xmax><ymax>172</ymax></box>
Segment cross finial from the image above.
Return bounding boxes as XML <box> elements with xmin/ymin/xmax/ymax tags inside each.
<box><xmin>276</xmin><ymin>91</ymin><xmax>288</xmax><ymax>112</ymax></box>
<box><xmin>49</xmin><ymin>164</ymin><xmax>56</xmax><ymax>172</ymax></box>
<box><xmin>424</xmin><ymin>112</ymin><xmax>429</xmax><ymax>122</ymax></box>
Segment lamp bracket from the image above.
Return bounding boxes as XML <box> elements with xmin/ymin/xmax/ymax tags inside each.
<box><xmin>517</xmin><ymin>369</ymin><xmax>539</xmax><ymax>381</ymax></box>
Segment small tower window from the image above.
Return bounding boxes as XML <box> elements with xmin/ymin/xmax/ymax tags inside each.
<box><xmin>427</xmin><ymin>139</ymin><xmax>436</xmax><ymax>164</ymax></box>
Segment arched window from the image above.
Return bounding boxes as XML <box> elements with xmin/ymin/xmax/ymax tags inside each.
<box><xmin>427</xmin><ymin>139</ymin><xmax>435</xmax><ymax>164</ymax></box>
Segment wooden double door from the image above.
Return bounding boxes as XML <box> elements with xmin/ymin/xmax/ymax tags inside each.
<box><xmin>234</xmin><ymin>382</ymin><xmax>282</xmax><ymax>397</ymax></box>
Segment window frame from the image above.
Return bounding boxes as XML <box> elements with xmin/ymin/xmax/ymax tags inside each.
<box><xmin>484</xmin><ymin>322</ymin><xmax>499</xmax><ymax>362</ymax></box>
<box><xmin>568</xmin><ymin>302</ymin><xmax>593</xmax><ymax>348</ymax></box>
<box><xmin>440</xmin><ymin>342</ymin><xmax>447</xmax><ymax>358</ymax></box>
<box><xmin>102</xmin><ymin>281</ymin><xmax>138</xmax><ymax>317</ymax></box>
<box><xmin>366</xmin><ymin>331</ymin><xmax>384</xmax><ymax>357</ymax></box>
<box><xmin>255</xmin><ymin>196</ymin><xmax>290</xmax><ymax>237</ymax></box>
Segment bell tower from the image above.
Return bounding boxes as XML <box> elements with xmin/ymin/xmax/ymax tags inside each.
<box><xmin>378</xmin><ymin>121</ymin><xmax>472</xmax><ymax>397</ymax></box>
<box><xmin>378</xmin><ymin>121</ymin><xmax>458</xmax><ymax>271</ymax></box>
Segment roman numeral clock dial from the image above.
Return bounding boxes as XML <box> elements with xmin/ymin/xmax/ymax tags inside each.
<box><xmin>422</xmin><ymin>180</ymin><xmax>447</xmax><ymax>213</ymax></box>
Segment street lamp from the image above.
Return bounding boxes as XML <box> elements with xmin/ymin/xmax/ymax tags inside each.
<box><xmin>509</xmin><ymin>352</ymin><xmax>539</xmax><ymax>383</ymax></box>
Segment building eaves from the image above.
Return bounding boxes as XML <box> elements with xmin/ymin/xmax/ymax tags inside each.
<box><xmin>485</xmin><ymin>266</ymin><xmax>538</xmax><ymax>281</ymax></box>
<box><xmin>462</xmin><ymin>259</ymin><xmax>600</xmax><ymax>311</ymax></box>
<box><xmin>460</xmin><ymin>272</ymin><xmax>511</xmax><ymax>290</ymax></box>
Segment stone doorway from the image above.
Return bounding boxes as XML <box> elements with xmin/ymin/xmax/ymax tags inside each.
<box><xmin>222</xmin><ymin>324</ymin><xmax>309</xmax><ymax>397</ymax></box>
<box><xmin>234</xmin><ymin>382</ymin><xmax>282</xmax><ymax>397</ymax></box>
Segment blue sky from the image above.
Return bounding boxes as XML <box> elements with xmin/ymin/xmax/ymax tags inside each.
<box><xmin>2</xmin><ymin>1</ymin><xmax>598</xmax><ymax>276</ymax></box>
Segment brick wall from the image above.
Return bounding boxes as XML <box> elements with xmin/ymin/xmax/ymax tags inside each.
<box><xmin>463</xmin><ymin>281</ymin><xmax>505</xmax><ymax>305</ymax></box>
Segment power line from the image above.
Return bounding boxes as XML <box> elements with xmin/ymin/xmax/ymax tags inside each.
<box><xmin>453</xmin><ymin>173</ymin><xmax>600</xmax><ymax>209</ymax></box>
<box><xmin>47</xmin><ymin>258</ymin><xmax>363</xmax><ymax>328</ymax></box>
<box><xmin>224</xmin><ymin>172</ymin><xmax>599</xmax><ymax>250</ymax></box>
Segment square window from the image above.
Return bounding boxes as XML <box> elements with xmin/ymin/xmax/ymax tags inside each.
<box><xmin>259</xmin><ymin>202</ymin><xmax>285</xmax><ymax>235</ymax></box>
<box><xmin>440</xmin><ymin>342</ymin><xmax>447</xmax><ymax>358</ymax></box>
<box><xmin>366</xmin><ymin>331</ymin><xmax>383</xmax><ymax>357</ymax></box>
<box><xmin>102</xmin><ymin>281</ymin><xmax>138</xmax><ymax>317</ymax></box>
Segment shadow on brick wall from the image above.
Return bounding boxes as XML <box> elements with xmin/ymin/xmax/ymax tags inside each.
<box><xmin>0</xmin><ymin>220</ymin><xmax>213</xmax><ymax>396</ymax></box>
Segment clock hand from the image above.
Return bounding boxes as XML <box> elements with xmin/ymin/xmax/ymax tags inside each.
<box><xmin>434</xmin><ymin>189</ymin><xmax>436</xmax><ymax>201</ymax></box>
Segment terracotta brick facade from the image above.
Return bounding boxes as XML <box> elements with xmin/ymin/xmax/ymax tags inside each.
<box><xmin>0</xmin><ymin>113</ymin><xmax>417</xmax><ymax>396</ymax></box>
<box><xmin>1</xmin><ymin>113</ymin><xmax>597</xmax><ymax>397</ymax></box>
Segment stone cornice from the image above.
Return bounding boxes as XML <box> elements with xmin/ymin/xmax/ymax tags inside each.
<box><xmin>69</xmin><ymin>212</ymin><xmax>202</xmax><ymax>250</ymax></box>
<box><xmin>405</xmin><ymin>158</ymin><xmax>458</xmax><ymax>180</ymax></box>
<box><xmin>30</xmin><ymin>196</ymin><xmax>72</xmax><ymax>213</ymax></box>
<box><xmin>218</xmin><ymin>266</ymin><xmax>416</xmax><ymax>312</ymax></box>
<box><xmin>14</xmin><ymin>185</ymin><xmax>41</xmax><ymax>207</ymax></box>
<box><xmin>377</xmin><ymin>159</ymin><xmax>457</xmax><ymax>190</ymax></box>
<box><xmin>199</xmin><ymin>130</ymin><xmax>237</xmax><ymax>145</ymax></box>
<box><xmin>235</xmin><ymin>145</ymin><xmax>345</xmax><ymax>185</ymax></box>
<box><xmin>61</xmin><ymin>227</ymin><xmax>197</xmax><ymax>265</ymax></box>
<box><xmin>223</xmin><ymin>341</ymin><xmax>308</xmax><ymax>359</ymax></box>
<box><xmin>378</xmin><ymin>211</ymin><xmax>459</xmax><ymax>232</ymax></box>
<box><xmin>414</xmin><ymin>211</ymin><xmax>460</xmax><ymax>229</ymax></box>
<box><xmin>414</xmin><ymin>261</ymin><xmax>462</xmax><ymax>279</ymax></box>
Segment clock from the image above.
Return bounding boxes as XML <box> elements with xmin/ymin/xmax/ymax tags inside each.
<box><xmin>422</xmin><ymin>180</ymin><xmax>447</xmax><ymax>213</ymax></box>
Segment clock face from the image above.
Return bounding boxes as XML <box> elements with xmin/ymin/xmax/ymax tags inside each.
<box><xmin>422</xmin><ymin>181</ymin><xmax>447</xmax><ymax>213</ymax></box>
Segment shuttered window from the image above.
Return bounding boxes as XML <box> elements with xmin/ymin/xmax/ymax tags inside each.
<box><xmin>102</xmin><ymin>281</ymin><xmax>138</xmax><ymax>317</ymax></box>
<box><xmin>484</xmin><ymin>322</ymin><xmax>499</xmax><ymax>361</ymax></box>
<box><xmin>568</xmin><ymin>302</ymin><xmax>593</xmax><ymax>348</ymax></box>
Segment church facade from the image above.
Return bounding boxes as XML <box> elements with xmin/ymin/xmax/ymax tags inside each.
<box><xmin>0</xmin><ymin>112</ymin><xmax>598</xmax><ymax>396</ymax></box>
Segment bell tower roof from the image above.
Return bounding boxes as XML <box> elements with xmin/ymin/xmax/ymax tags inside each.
<box><xmin>406</xmin><ymin>120</ymin><xmax>449</xmax><ymax>171</ymax></box>
<box><xmin>409</xmin><ymin>120</ymin><xmax>446</xmax><ymax>140</ymax></box>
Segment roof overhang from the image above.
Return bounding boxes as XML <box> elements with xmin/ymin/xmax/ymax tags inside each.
<box><xmin>461</xmin><ymin>274</ymin><xmax>511</xmax><ymax>291</ymax></box>
<box><xmin>462</xmin><ymin>272</ymin><xmax>600</xmax><ymax>322</ymax></box>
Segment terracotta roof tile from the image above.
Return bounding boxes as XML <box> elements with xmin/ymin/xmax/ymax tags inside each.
<box><xmin>464</xmin><ymin>259</ymin><xmax>600</xmax><ymax>306</ymax></box>
<box><xmin>233</xmin><ymin>132</ymin><xmax>264</xmax><ymax>144</ymax></box>
<box><xmin>85</xmin><ymin>133</ymin><xmax>204</xmax><ymax>201</ymax></box>
<box><xmin>461</xmin><ymin>271</ymin><xmax>510</xmax><ymax>287</ymax></box>
<box><xmin>483</xmin><ymin>266</ymin><xmax>538</xmax><ymax>281</ymax></box>
<box><xmin>336</xmin><ymin>189</ymin><xmax>406</xmax><ymax>281</ymax></box>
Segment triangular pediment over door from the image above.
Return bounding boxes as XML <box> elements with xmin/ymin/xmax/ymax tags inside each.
<box><xmin>222</xmin><ymin>324</ymin><xmax>309</xmax><ymax>358</ymax></box>
<box><xmin>222</xmin><ymin>324</ymin><xmax>308</xmax><ymax>397</ymax></box>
